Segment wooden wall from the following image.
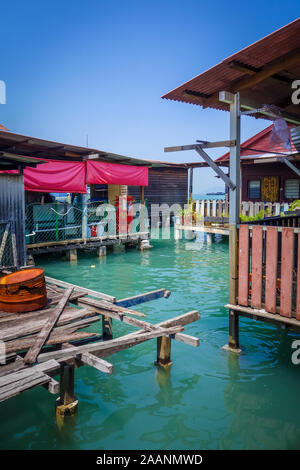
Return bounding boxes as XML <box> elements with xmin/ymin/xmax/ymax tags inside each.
<box><xmin>242</xmin><ymin>161</ymin><xmax>300</xmax><ymax>203</ymax></box>
<box><xmin>128</xmin><ymin>167</ymin><xmax>188</xmax><ymax>215</ymax></box>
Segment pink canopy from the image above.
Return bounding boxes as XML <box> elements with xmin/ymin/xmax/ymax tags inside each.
<box><xmin>24</xmin><ymin>161</ymin><xmax>87</xmax><ymax>193</ymax></box>
<box><xmin>1</xmin><ymin>160</ymin><xmax>148</xmax><ymax>192</ymax></box>
<box><xmin>86</xmin><ymin>161</ymin><xmax>148</xmax><ymax>186</ymax></box>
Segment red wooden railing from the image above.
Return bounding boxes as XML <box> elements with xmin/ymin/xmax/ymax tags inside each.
<box><xmin>238</xmin><ymin>225</ymin><xmax>300</xmax><ymax>319</ymax></box>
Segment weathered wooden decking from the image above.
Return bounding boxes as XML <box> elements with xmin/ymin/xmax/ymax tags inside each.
<box><xmin>0</xmin><ymin>275</ymin><xmax>200</xmax><ymax>409</ymax></box>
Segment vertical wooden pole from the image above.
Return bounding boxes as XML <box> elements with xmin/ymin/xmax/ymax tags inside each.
<box><xmin>82</xmin><ymin>193</ymin><xmax>88</xmax><ymax>241</ymax></box>
<box><xmin>60</xmin><ymin>365</ymin><xmax>75</xmax><ymax>406</ymax></box>
<box><xmin>102</xmin><ymin>316</ymin><xmax>113</xmax><ymax>340</ymax></box>
<box><xmin>56</xmin><ymin>364</ymin><xmax>78</xmax><ymax>419</ymax></box>
<box><xmin>189</xmin><ymin>167</ymin><xmax>193</xmax><ymax>201</ymax></box>
<box><xmin>140</xmin><ymin>186</ymin><xmax>145</xmax><ymax>233</ymax></box>
<box><xmin>228</xmin><ymin>93</ymin><xmax>241</xmax><ymax>351</ymax></box>
<box><xmin>155</xmin><ymin>336</ymin><xmax>172</xmax><ymax>368</ymax></box>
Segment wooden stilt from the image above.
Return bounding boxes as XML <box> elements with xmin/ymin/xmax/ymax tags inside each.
<box><xmin>155</xmin><ymin>336</ymin><xmax>172</xmax><ymax>368</ymax></box>
<box><xmin>102</xmin><ymin>316</ymin><xmax>113</xmax><ymax>340</ymax></box>
<box><xmin>27</xmin><ymin>254</ymin><xmax>35</xmax><ymax>266</ymax></box>
<box><xmin>97</xmin><ymin>246</ymin><xmax>107</xmax><ymax>257</ymax></box>
<box><xmin>66</xmin><ymin>249</ymin><xmax>77</xmax><ymax>262</ymax></box>
<box><xmin>223</xmin><ymin>310</ymin><xmax>241</xmax><ymax>353</ymax></box>
<box><xmin>56</xmin><ymin>364</ymin><xmax>78</xmax><ymax>419</ymax></box>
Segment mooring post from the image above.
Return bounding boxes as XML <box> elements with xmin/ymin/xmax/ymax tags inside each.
<box><xmin>102</xmin><ymin>316</ymin><xmax>113</xmax><ymax>340</ymax></box>
<box><xmin>155</xmin><ymin>336</ymin><xmax>172</xmax><ymax>368</ymax></box>
<box><xmin>56</xmin><ymin>364</ymin><xmax>78</xmax><ymax>419</ymax></box>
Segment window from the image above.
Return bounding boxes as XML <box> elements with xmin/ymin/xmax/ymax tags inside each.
<box><xmin>285</xmin><ymin>179</ymin><xmax>299</xmax><ymax>199</ymax></box>
<box><xmin>248</xmin><ymin>180</ymin><xmax>260</xmax><ymax>199</ymax></box>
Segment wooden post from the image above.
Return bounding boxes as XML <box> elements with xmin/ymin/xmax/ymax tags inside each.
<box><xmin>81</xmin><ymin>193</ymin><xmax>88</xmax><ymax>241</ymax></box>
<box><xmin>140</xmin><ymin>186</ymin><xmax>145</xmax><ymax>233</ymax></box>
<box><xmin>102</xmin><ymin>316</ymin><xmax>113</xmax><ymax>340</ymax></box>
<box><xmin>56</xmin><ymin>364</ymin><xmax>78</xmax><ymax>419</ymax></box>
<box><xmin>155</xmin><ymin>336</ymin><xmax>172</xmax><ymax>368</ymax></box>
<box><xmin>97</xmin><ymin>246</ymin><xmax>107</xmax><ymax>257</ymax></box>
<box><xmin>66</xmin><ymin>248</ymin><xmax>77</xmax><ymax>262</ymax></box>
<box><xmin>189</xmin><ymin>167</ymin><xmax>193</xmax><ymax>201</ymax></box>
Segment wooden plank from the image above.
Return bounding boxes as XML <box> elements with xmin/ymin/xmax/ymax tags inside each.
<box><xmin>0</xmin><ymin>372</ymin><xmax>50</xmax><ymax>402</ymax></box>
<box><xmin>280</xmin><ymin>228</ymin><xmax>294</xmax><ymax>318</ymax></box>
<box><xmin>80</xmin><ymin>352</ymin><xmax>113</xmax><ymax>374</ymax></box>
<box><xmin>5</xmin><ymin>330</ymin><xmax>100</xmax><ymax>354</ymax></box>
<box><xmin>78</xmin><ymin>297</ymin><xmax>200</xmax><ymax>347</ymax></box>
<box><xmin>296</xmin><ymin>234</ymin><xmax>300</xmax><ymax>320</ymax></box>
<box><xmin>238</xmin><ymin>225</ymin><xmax>249</xmax><ymax>306</ymax></box>
<box><xmin>42</xmin><ymin>376</ymin><xmax>59</xmax><ymax>394</ymax></box>
<box><xmin>24</xmin><ymin>288</ymin><xmax>73</xmax><ymax>364</ymax></box>
<box><xmin>226</xmin><ymin>303</ymin><xmax>300</xmax><ymax>329</ymax></box>
<box><xmin>78</xmin><ymin>296</ymin><xmax>146</xmax><ymax>318</ymax></box>
<box><xmin>116</xmin><ymin>289</ymin><xmax>170</xmax><ymax>308</ymax></box>
<box><xmin>37</xmin><ymin>326</ymin><xmax>184</xmax><ymax>363</ymax></box>
<box><xmin>45</xmin><ymin>276</ymin><xmax>116</xmax><ymax>303</ymax></box>
<box><xmin>0</xmin><ymin>356</ymin><xmax>25</xmax><ymax>377</ymax></box>
<box><xmin>265</xmin><ymin>227</ymin><xmax>278</xmax><ymax>314</ymax></box>
<box><xmin>0</xmin><ymin>359</ymin><xmax>60</xmax><ymax>387</ymax></box>
<box><xmin>0</xmin><ymin>306</ymin><xmax>95</xmax><ymax>342</ymax></box>
<box><xmin>251</xmin><ymin>226</ymin><xmax>263</xmax><ymax>308</ymax></box>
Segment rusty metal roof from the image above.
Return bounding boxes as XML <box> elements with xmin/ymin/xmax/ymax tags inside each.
<box><xmin>162</xmin><ymin>18</ymin><xmax>300</xmax><ymax>121</ymax></box>
<box><xmin>0</xmin><ymin>130</ymin><xmax>152</xmax><ymax>166</ymax></box>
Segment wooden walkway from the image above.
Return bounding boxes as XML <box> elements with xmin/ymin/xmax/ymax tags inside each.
<box><xmin>0</xmin><ymin>275</ymin><xmax>200</xmax><ymax>412</ymax></box>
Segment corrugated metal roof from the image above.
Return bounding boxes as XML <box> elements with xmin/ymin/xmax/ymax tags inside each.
<box><xmin>0</xmin><ymin>130</ymin><xmax>152</xmax><ymax>166</ymax></box>
<box><xmin>162</xmin><ymin>18</ymin><xmax>300</xmax><ymax>120</ymax></box>
<box><xmin>216</xmin><ymin>124</ymin><xmax>297</xmax><ymax>162</ymax></box>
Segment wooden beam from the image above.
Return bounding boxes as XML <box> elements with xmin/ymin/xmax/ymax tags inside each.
<box><xmin>78</xmin><ymin>296</ymin><xmax>146</xmax><ymax>317</ymax></box>
<box><xmin>182</xmin><ymin>90</ymin><xmax>300</xmax><ymax>126</ymax></box>
<box><xmin>80</xmin><ymin>352</ymin><xmax>113</xmax><ymax>374</ymax></box>
<box><xmin>231</xmin><ymin>48</ymin><xmax>300</xmax><ymax>92</ymax></box>
<box><xmin>116</xmin><ymin>289</ymin><xmax>170</xmax><ymax>308</ymax></box>
<box><xmin>45</xmin><ymin>276</ymin><xmax>116</xmax><ymax>303</ymax></box>
<box><xmin>78</xmin><ymin>295</ymin><xmax>200</xmax><ymax>347</ymax></box>
<box><xmin>164</xmin><ymin>140</ymin><xmax>235</xmax><ymax>152</ymax></box>
<box><xmin>24</xmin><ymin>288</ymin><xmax>73</xmax><ymax>364</ymax></box>
<box><xmin>226</xmin><ymin>303</ymin><xmax>300</xmax><ymax>330</ymax></box>
<box><xmin>37</xmin><ymin>326</ymin><xmax>184</xmax><ymax>362</ymax></box>
<box><xmin>228</xmin><ymin>60</ymin><xmax>293</xmax><ymax>86</ymax></box>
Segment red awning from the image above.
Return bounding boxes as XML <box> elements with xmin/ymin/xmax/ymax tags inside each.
<box><xmin>86</xmin><ymin>161</ymin><xmax>148</xmax><ymax>186</ymax></box>
<box><xmin>24</xmin><ymin>161</ymin><xmax>87</xmax><ymax>193</ymax></box>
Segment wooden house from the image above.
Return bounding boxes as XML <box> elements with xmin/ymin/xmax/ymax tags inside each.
<box><xmin>215</xmin><ymin>124</ymin><xmax>300</xmax><ymax>204</ymax></box>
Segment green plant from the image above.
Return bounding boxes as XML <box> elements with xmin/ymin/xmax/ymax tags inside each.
<box><xmin>289</xmin><ymin>200</ymin><xmax>300</xmax><ymax>211</ymax></box>
<box><xmin>240</xmin><ymin>209</ymin><xmax>265</xmax><ymax>222</ymax></box>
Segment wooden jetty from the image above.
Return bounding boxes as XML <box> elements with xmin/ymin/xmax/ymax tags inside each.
<box><xmin>0</xmin><ymin>274</ymin><xmax>200</xmax><ymax>417</ymax></box>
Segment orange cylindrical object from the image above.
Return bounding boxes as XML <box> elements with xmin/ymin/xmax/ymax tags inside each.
<box><xmin>0</xmin><ymin>268</ymin><xmax>47</xmax><ymax>313</ymax></box>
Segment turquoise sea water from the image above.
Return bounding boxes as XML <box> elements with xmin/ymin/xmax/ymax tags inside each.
<box><xmin>1</xmin><ymin>234</ymin><xmax>300</xmax><ymax>450</ymax></box>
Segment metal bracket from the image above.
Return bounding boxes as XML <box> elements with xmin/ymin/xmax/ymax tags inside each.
<box><xmin>280</xmin><ymin>157</ymin><xmax>300</xmax><ymax>177</ymax></box>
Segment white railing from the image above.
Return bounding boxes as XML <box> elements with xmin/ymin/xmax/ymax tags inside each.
<box><xmin>193</xmin><ymin>200</ymin><xmax>290</xmax><ymax>218</ymax></box>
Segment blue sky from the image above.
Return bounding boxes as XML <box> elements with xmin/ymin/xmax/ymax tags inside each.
<box><xmin>0</xmin><ymin>1</ymin><xmax>299</xmax><ymax>192</ymax></box>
